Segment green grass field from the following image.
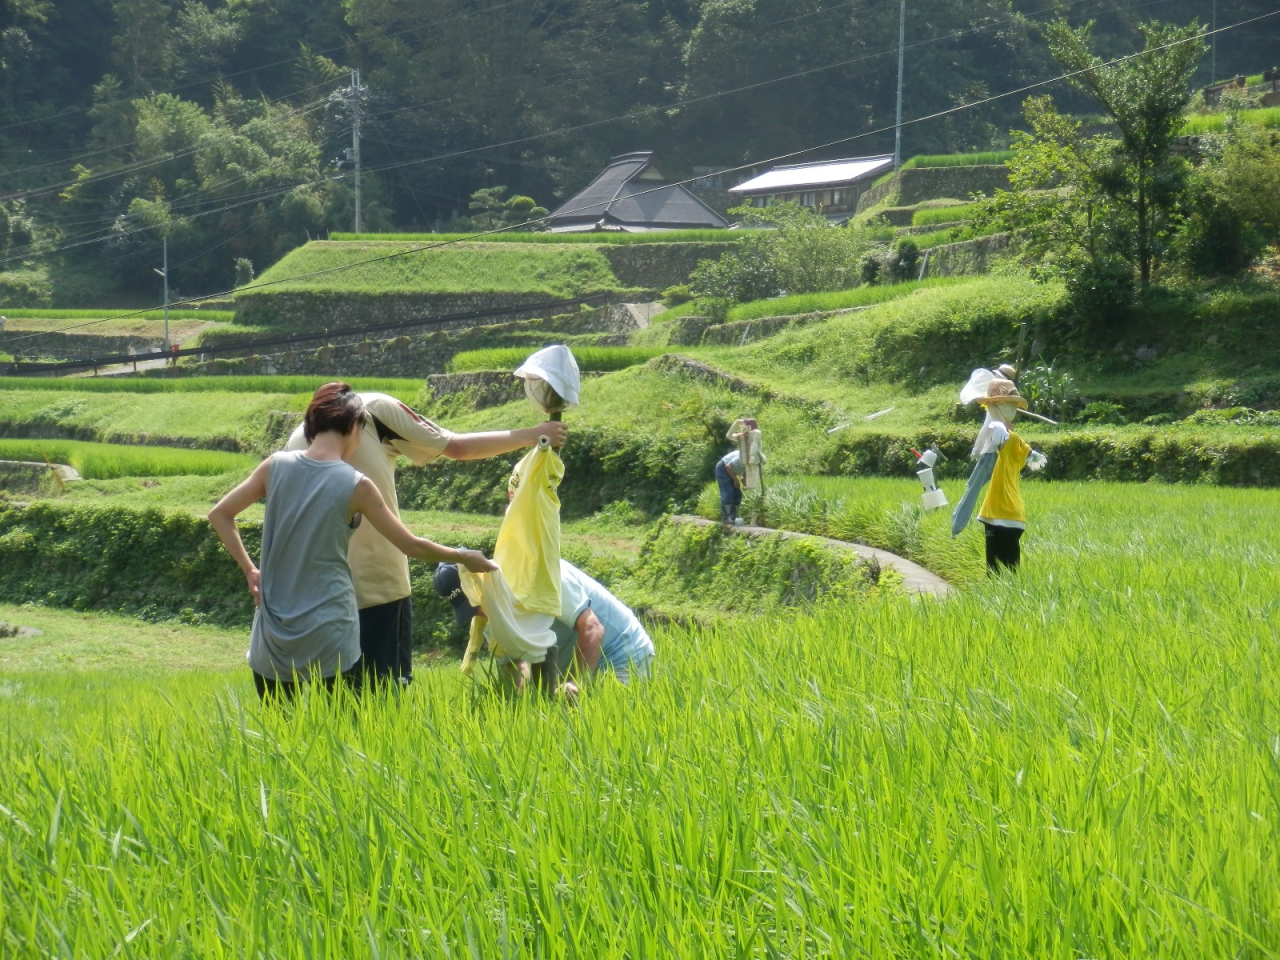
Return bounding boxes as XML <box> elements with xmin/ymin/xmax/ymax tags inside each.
<box><xmin>0</xmin><ymin>376</ymin><xmax>423</xmax><ymax>396</ymax></box>
<box><xmin>2</xmin><ymin>480</ymin><xmax>1279</xmax><ymax>955</ymax></box>
<box><xmin>0</xmin><ymin>438</ymin><xmax>255</xmax><ymax>478</ymax></box>
<box><xmin>244</xmin><ymin>240</ymin><xmax>637</xmax><ymax>297</ymax></box>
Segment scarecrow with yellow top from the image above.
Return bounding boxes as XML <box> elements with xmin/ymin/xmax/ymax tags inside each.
<box><xmin>951</xmin><ymin>370</ymin><xmax>1049</xmax><ymax>573</ymax></box>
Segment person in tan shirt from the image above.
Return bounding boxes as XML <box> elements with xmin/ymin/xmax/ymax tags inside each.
<box><xmin>286</xmin><ymin>392</ymin><xmax>565</xmax><ymax>688</ymax></box>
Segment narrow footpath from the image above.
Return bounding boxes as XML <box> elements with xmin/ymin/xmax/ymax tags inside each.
<box><xmin>670</xmin><ymin>516</ymin><xmax>954</xmax><ymax>598</ymax></box>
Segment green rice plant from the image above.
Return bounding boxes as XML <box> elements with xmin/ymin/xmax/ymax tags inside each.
<box><xmin>1182</xmin><ymin>105</ymin><xmax>1280</xmax><ymax>135</ymax></box>
<box><xmin>449</xmin><ymin>346</ymin><xmax>684</xmax><ymax>373</ymax></box>
<box><xmin>0</xmin><ymin>375</ymin><xmax>423</xmax><ymax>396</ymax></box>
<box><xmin>0</xmin><ymin>438</ymin><xmax>254</xmax><ymax>478</ymax></box>
<box><xmin>900</xmin><ymin>150</ymin><xmax>1014</xmax><ymax>169</ymax></box>
<box><xmin>3</xmin><ymin>481</ymin><xmax>1280</xmax><ymax>956</ymax></box>
<box><xmin>912</xmin><ymin>202</ymin><xmax>981</xmax><ymax>226</ymax></box>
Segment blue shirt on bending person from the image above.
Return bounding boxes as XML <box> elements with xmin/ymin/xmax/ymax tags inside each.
<box><xmin>552</xmin><ymin>560</ymin><xmax>655</xmax><ymax>684</ymax></box>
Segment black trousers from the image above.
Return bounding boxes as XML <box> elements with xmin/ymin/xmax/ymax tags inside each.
<box><xmin>982</xmin><ymin>522</ymin><xmax>1023</xmax><ymax>573</ymax></box>
<box><xmin>358</xmin><ymin>596</ymin><xmax>414</xmax><ymax>688</ymax></box>
<box><xmin>253</xmin><ymin>663</ymin><xmax>362</xmax><ymax>702</ymax></box>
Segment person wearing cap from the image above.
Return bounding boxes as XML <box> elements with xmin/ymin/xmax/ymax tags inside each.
<box><xmin>972</xmin><ymin>377</ymin><xmax>1045</xmax><ymax>572</ymax></box>
<box><xmin>435</xmin><ymin>559</ymin><xmax>655</xmax><ymax>686</ymax></box>
<box><xmin>285</xmin><ymin>393</ymin><xmax>566</xmax><ymax>689</ymax></box>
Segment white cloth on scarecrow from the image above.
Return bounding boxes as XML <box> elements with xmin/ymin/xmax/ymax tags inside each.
<box><xmin>458</xmin><ymin>440</ymin><xmax>565</xmax><ymax>674</ymax></box>
<box><xmin>457</xmin><ymin>568</ymin><xmax>557</xmax><ymax>668</ymax></box>
<box><xmin>514</xmin><ymin>344</ymin><xmax>581</xmax><ymax>412</ymax></box>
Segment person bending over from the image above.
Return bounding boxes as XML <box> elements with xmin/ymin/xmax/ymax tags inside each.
<box><xmin>435</xmin><ymin>558</ymin><xmax>655</xmax><ymax>687</ymax></box>
<box><xmin>284</xmin><ymin>392</ymin><xmax>567</xmax><ymax>689</ymax></box>
<box><xmin>715</xmin><ymin>448</ymin><xmax>746</xmax><ymax>526</ymax></box>
<box><xmin>212</xmin><ymin>383</ymin><xmax>496</xmax><ymax>701</ymax></box>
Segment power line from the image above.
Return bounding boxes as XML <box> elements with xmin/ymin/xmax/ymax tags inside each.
<box><xmin>4</xmin><ymin>7</ymin><xmax>1268</xmax><ymax>352</ymax></box>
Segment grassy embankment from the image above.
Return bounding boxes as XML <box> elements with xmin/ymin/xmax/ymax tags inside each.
<box><xmin>9</xmin><ymin>275</ymin><xmax>1280</xmax><ymax>495</ymax></box>
<box><xmin>244</xmin><ymin>240</ymin><xmax>643</xmax><ymax>297</ymax></box>
<box><xmin>329</xmin><ymin>230</ymin><xmax>737</xmax><ymax>244</ymax></box>
<box><xmin>2</xmin><ymin>481</ymin><xmax>1278</xmax><ymax>956</ymax></box>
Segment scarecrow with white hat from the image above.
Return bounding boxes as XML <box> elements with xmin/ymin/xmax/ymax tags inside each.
<box><xmin>951</xmin><ymin>368</ymin><xmax>1048</xmax><ymax>572</ymax></box>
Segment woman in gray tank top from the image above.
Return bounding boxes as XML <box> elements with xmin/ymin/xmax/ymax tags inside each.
<box><xmin>209</xmin><ymin>382</ymin><xmax>497</xmax><ymax>700</ymax></box>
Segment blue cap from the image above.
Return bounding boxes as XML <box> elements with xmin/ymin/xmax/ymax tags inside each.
<box><xmin>433</xmin><ymin>563</ymin><xmax>479</xmax><ymax>626</ymax></box>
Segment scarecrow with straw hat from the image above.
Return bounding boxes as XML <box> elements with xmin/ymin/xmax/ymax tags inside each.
<box><xmin>951</xmin><ymin>368</ymin><xmax>1049</xmax><ymax>572</ymax></box>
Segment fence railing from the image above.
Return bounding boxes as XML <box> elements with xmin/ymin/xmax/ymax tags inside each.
<box><xmin>2</xmin><ymin>294</ymin><xmax>609</xmax><ymax>378</ymax></box>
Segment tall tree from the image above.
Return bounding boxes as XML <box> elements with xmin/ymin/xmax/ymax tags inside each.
<box><xmin>1043</xmin><ymin>18</ymin><xmax>1206</xmax><ymax>286</ymax></box>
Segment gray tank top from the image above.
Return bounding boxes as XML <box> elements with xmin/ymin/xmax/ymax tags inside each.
<box><xmin>248</xmin><ymin>451</ymin><xmax>364</xmax><ymax>680</ymax></box>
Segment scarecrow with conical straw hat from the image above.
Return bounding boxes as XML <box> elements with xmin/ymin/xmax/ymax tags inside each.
<box><xmin>951</xmin><ymin>368</ymin><xmax>1049</xmax><ymax>573</ymax></box>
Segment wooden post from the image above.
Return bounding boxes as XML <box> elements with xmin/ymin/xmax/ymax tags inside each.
<box><xmin>527</xmin><ymin>397</ymin><xmax>564</xmax><ymax>698</ymax></box>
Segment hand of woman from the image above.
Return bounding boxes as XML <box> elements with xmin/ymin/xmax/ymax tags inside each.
<box><xmin>456</xmin><ymin>549</ymin><xmax>499</xmax><ymax>574</ymax></box>
<box><xmin>245</xmin><ymin>567</ymin><xmax>261</xmax><ymax>607</ymax></box>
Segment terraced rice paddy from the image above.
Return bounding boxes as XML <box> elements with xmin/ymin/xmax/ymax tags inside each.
<box><xmin>1</xmin><ymin>480</ymin><xmax>1277</xmax><ymax>956</ymax></box>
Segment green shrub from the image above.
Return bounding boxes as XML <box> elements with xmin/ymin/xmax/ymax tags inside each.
<box><xmin>0</xmin><ymin>269</ymin><xmax>53</xmax><ymax>307</ymax></box>
<box><xmin>1080</xmin><ymin>401</ymin><xmax>1128</xmax><ymax>425</ymax></box>
<box><xmin>662</xmin><ymin>284</ymin><xmax>693</xmax><ymax>305</ymax></box>
<box><xmin>625</xmin><ymin>518</ymin><xmax>882</xmax><ymax>615</ymax></box>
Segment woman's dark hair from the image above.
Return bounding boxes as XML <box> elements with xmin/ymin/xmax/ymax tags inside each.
<box><xmin>303</xmin><ymin>382</ymin><xmax>368</xmax><ymax>442</ymax></box>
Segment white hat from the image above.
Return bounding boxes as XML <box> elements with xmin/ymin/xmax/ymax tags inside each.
<box><xmin>513</xmin><ymin>345</ymin><xmax>580</xmax><ymax>412</ymax></box>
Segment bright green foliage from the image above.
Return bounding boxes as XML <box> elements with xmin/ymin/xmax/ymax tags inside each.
<box><xmin>3</xmin><ymin>483</ymin><xmax>1280</xmax><ymax>955</ymax></box>
<box><xmin>0</xmin><ymin>439</ymin><xmax>253</xmax><ymax>478</ymax></box>
<box><xmin>983</xmin><ymin>18</ymin><xmax>1207</xmax><ymax>331</ymax></box>
<box><xmin>246</xmin><ymin>241</ymin><xmax>627</xmax><ymax>297</ymax></box>
<box><xmin>449</xmin><ymin>346</ymin><xmax>677</xmax><ymax>374</ymax></box>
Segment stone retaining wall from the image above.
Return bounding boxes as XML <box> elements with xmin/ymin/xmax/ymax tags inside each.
<box><xmin>600</xmin><ymin>243</ymin><xmax>735</xmax><ymax>291</ymax></box>
<box><xmin>8</xmin><ymin>332</ymin><xmax>160</xmax><ymax>360</ymax></box>
<box><xmin>232</xmin><ymin>290</ymin><xmax>615</xmax><ymax>332</ymax></box>
<box><xmin>920</xmin><ymin>233</ymin><xmax>1012</xmax><ymax>278</ymax></box>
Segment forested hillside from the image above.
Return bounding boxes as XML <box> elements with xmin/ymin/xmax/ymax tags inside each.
<box><xmin>0</xmin><ymin>0</ymin><xmax>1275</xmax><ymax>299</ymax></box>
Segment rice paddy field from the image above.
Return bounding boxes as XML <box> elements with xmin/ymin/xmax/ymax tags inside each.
<box><xmin>0</xmin><ymin>438</ymin><xmax>254</xmax><ymax>479</ymax></box>
<box><xmin>2</xmin><ymin>479</ymin><xmax>1279</xmax><ymax>957</ymax></box>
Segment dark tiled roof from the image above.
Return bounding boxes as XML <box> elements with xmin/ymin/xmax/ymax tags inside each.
<box><xmin>549</xmin><ymin>152</ymin><xmax>727</xmax><ymax>230</ymax></box>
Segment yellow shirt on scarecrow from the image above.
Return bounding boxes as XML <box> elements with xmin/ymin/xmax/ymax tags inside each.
<box><xmin>978</xmin><ymin>432</ymin><xmax>1030</xmax><ymax>526</ymax></box>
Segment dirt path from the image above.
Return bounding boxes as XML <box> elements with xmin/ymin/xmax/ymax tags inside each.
<box><xmin>670</xmin><ymin>515</ymin><xmax>954</xmax><ymax>598</ymax></box>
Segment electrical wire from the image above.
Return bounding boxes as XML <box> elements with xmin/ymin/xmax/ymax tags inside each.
<box><xmin>4</xmin><ymin>7</ymin><xmax>1269</xmax><ymax>352</ymax></box>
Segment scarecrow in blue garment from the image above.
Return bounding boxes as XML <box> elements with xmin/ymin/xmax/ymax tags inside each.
<box><xmin>950</xmin><ymin>365</ymin><xmax>1051</xmax><ymax>571</ymax></box>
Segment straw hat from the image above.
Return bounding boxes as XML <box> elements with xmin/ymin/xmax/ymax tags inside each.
<box><xmin>974</xmin><ymin>377</ymin><xmax>1027</xmax><ymax>409</ymax></box>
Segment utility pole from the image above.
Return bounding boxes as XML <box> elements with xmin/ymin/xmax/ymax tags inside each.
<box><xmin>1211</xmin><ymin>0</ymin><xmax>1217</xmax><ymax>82</ymax></box>
<box><xmin>153</xmin><ymin>236</ymin><xmax>170</xmax><ymax>354</ymax></box>
<box><xmin>894</xmin><ymin>0</ymin><xmax>906</xmax><ymax>171</ymax></box>
<box><xmin>350</xmin><ymin>68</ymin><xmax>364</xmax><ymax>233</ymax></box>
